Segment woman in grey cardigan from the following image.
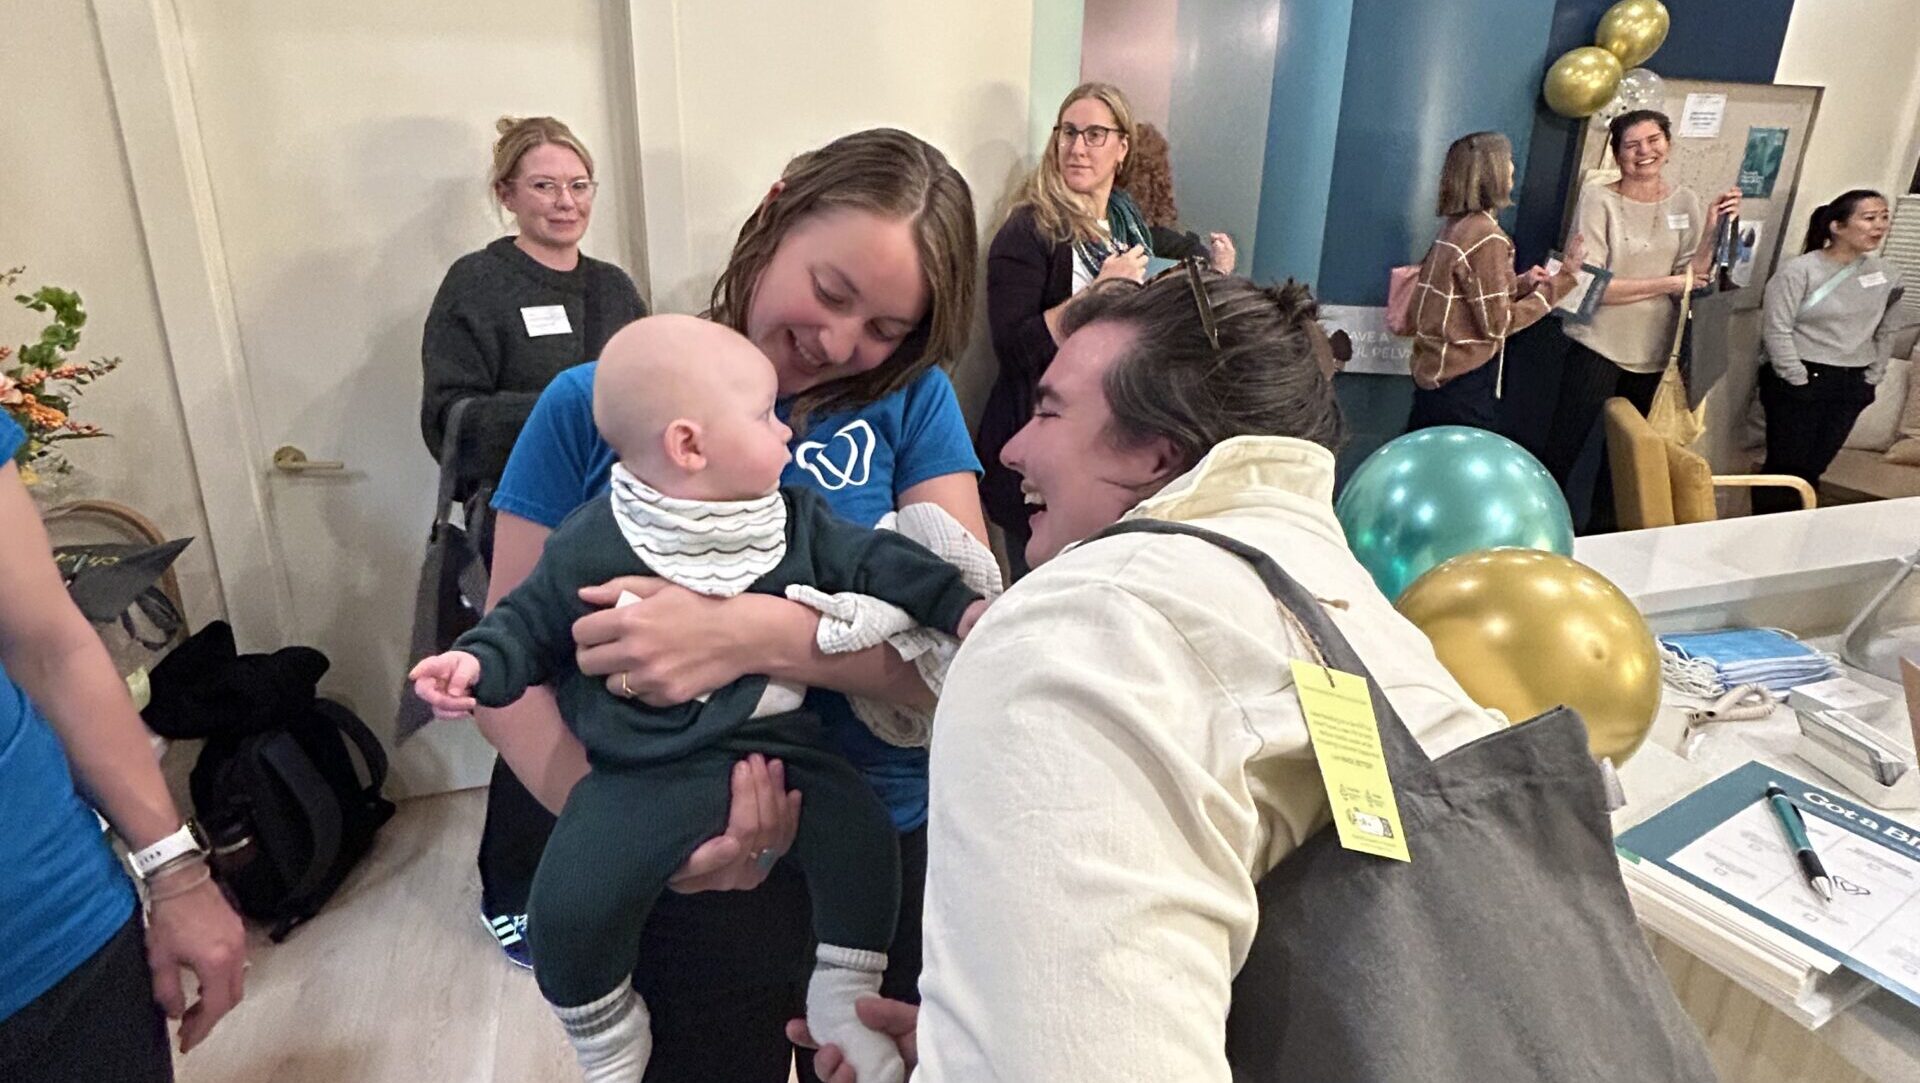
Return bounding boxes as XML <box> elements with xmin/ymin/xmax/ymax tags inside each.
<box><xmin>1757</xmin><ymin>189</ymin><xmax>1907</xmax><ymax>513</ymax></box>
<box><xmin>419</xmin><ymin>116</ymin><xmax>645</xmax><ymax>478</ymax></box>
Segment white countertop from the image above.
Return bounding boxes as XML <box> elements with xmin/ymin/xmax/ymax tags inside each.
<box><xmin>1583</xmin><ymin>504</ymin><xmax>1920</xmax><ymax>1076</ymax></box>
<box><xmin>1574</xmin><ymin>497</ymin><xmax>1920</xmax><ymax>615</ymax></box>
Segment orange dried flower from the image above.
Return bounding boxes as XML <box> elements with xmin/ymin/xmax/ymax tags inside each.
<box><xmin>24</xmin><ymin>400</ymin><xmax>66</xmax><ymax>430</ymax></box>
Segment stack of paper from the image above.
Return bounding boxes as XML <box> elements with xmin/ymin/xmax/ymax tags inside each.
<box><xmin>1616</xmin><ymin>761</ymin><xmax>1920</xmax><ymax>1029</ymax></box>
<box><xmin>1659</xmin><ymin>628</ymin><xmax>1840</xmax><ymax>693</ymax></box>
<box><xmin>1616</xmin><ymin>854</ymin><xmax>1870</xmax><ymax>1027</ymax></box>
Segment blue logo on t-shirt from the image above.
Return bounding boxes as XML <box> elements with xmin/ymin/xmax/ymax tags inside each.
<box><xmin>792</xmin><ymin>419</ymin><xmax>877</xmax><ymax>491</ymax></box>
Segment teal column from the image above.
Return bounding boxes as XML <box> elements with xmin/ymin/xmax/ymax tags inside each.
<box><xmin>1251</xmin><ymin>0</ymin><xmax>1354</xmax><ymax>286</ymax></box>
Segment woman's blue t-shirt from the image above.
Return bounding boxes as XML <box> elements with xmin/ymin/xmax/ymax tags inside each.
<box><xmin>0</xmin><ymin>414</ymin><xmax>136</xmax><ymax>1022</ymax></box>
<box><xmin>493</xmin><ymin>363</ymin><xmax>981</xmax><ymax>831</ymax></box>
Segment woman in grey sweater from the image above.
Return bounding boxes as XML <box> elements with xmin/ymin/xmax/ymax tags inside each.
<box><xmin>419</xmin><ymin>116</ymin><xmax>645</xmax><ymax>478</ymax></box>
<box><xmin>1756</xmin><ymin>189</ymin><xmax>1907</xmax><ymax>513</ymax></box>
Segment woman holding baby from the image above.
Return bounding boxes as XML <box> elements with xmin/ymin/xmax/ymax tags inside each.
<box><xmin>471</xmin><ymin>127</ymin><xmax>987</xmax><ymax>1080</ymax></box>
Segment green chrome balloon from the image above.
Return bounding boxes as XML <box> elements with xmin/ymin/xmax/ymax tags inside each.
<box><xmin>1335</xmin><ymin>426</ymin><xmax>1574</xmax><ymax>601</ymax></box>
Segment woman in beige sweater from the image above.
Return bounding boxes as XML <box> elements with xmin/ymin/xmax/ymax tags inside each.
<box><xmin>1406</xmin><ymin>131</ymin><xmax>1582</xmax><ymax>432</ymax></box>
<box><xmin>1541</xmin><ymin>109</ymin><xmax>1740</xmax><ymax>524</ymax></box>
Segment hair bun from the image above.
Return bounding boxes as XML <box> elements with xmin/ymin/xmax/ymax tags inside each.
<box><xmin>1262</xmin><ymin>278</ymin><xmax>1318</xmax><ymax>325</ymax></box>
<box><xmin>495</xmin><ymin>116</ymin><xmax>523</xmax><ymax>137</ymax></box>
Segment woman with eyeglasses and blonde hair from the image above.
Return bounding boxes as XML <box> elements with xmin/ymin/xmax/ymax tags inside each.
<box><xmin>976</xmin><ymin>83</ymin><xmax>1234</xmax><ymax>579</ymax></box>
<box><xmin>420</xmin><ymin>116</ymin><xmax>646</xmax><ymax>468</ymax></box>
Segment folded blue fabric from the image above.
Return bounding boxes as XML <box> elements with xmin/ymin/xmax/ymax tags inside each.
<box><xmin>1658</xmin><ymin>628</ymin><xmax>1838</xmax><ymax>693</ymax></box>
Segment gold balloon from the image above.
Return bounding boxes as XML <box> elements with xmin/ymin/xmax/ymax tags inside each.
<box><xmin>1596</xmin><ymin>0</ymin><xmax>1671</xmax><ymax>69</ymax></box>
<box><xmin>1543</xmin><ymin>46</ymin><xmax>1624</xmax><ymax>119</ymax></box>
<box><xmin>1396</xmin><ymin>548</ymin><xmax>1661</xmax><ymax>763</ymax></box>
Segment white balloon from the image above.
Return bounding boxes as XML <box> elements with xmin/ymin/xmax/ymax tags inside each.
<box><xmin>1618</xmin><ymin>67</ymin><xmax>1663</xmax><ymax>108</ymax></box>
<box><xmin>1595</xmin><ymin>91</ymin><xmax>1630</xmax><ymax>121</ymax></box>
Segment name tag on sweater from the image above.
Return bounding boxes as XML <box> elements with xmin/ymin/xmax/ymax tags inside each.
<box><xmin>521</xmin><ymin>305</ymin><xmax>572</xmax><ymax>337</ymax></box>
<box><xmin>1859</xmin><ymin>271</ymin><xmax>1889</xmax><ymax>288</ymax></box>
<box><xmin>1666</xmin><ymin>213</ymin><xmax>1691</xmax><ymax>231</ymax></box>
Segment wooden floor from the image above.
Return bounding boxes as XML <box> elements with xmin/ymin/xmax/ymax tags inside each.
<box><xmin>171</xmin><ymin>790</ymin><xmax>1892</xmax><ymax>1082</ymax></box>
<box><xmin>171</xmin><ymin>789</ymin><xmax>579</xmax><ymax>1082</ymax></box>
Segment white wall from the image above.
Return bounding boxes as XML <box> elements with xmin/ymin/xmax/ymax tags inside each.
<box><xmin>14</xmin><ymin>0</ymin><xmax>1045</xmax><ymax>679</ymax></box>
<box><xmin>631</xmin><ymin>0</ymin><xmax>1036</xmax><ymax>422</ymax></box>
<box><xmin>150</xmin><ymin>0</ymin><xmax>644</xmax><ymax>793</ymax></box>
<box><xmin>1</xmin><ymin>0</ymin><xmax>223</xmax><ymax>624</ymax></box>
<box><xmin>1776</xmin><ymin>0</ymin><xmax>1920</xmax><ymax>255</ymax></box>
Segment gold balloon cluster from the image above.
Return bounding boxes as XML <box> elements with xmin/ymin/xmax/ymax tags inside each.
<box><xmin>1397</xmin><ymin>549</ymin><xmax>1663</xmax><ymax>764</ymax></box>
<box><xmin>1543</xmin><ymin>0</ymin><xmax>1671</xmax><ymax>118</ymax></box>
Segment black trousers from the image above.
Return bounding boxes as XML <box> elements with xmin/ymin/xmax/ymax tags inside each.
<box><xmin>480</xmin><ymin>755</ymin><xmax>929</xmax><ymax>1081</ymax></box>
<box><xmin>1755</xmin><ymin>363</ymin><xmax>1873</xmax><ymax>515</ymax></box>
<box><xmin>529</xmin><ymin>716</ymin><xmax>901</xmax><ymax>1009</ymax></box>
<box><xmin>0</xmin><ymin>914</ymin><xmax>172</xmax><ymax>1083</ymax></box>
<box><xmin>1406</xmin><ymin>360</ymin><xmax>1501</xmax><ymax>433</ymax></box>
<box><xmin>1542</xmin><ymin>341</ymin><xmax>1664</xmax><ymax>532</ymax></box>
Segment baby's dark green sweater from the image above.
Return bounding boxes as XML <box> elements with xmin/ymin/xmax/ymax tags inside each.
<box><xmin>454</xmin><ymin>486</ymin><xmax>980</xmax><ymax>766</ymax></box>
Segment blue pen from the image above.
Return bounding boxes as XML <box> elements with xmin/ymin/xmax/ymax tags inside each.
<box><xmin>1765</xmin><ymin>783</ymin><xmax>1833</xmax><ymax>904</ymax></box>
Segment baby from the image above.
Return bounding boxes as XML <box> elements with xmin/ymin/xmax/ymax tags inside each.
<box><xmin>411</xmin><ymin>315</ymin><xmax>984</xmax><ymax>1083</ymax></box>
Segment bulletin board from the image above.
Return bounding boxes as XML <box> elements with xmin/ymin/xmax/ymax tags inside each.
<box><xmin>1569</xmin><ymin>78</ymin><xmax>1823</xmax><ymax>299</ymax></box>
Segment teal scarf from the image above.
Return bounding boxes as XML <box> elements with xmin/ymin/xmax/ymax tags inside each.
<box><xmin>1072</xmin><ymin>190</ymin><xmax>1154</xmax><ymax>282</ymax></box>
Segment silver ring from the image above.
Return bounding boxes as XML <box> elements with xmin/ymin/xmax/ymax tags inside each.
<box><xmin>619</xmin><ymin>672</ymin><xmax>635</xmax><ymax>698</ymax></box>
<box><xmin>752</xmin><ymin>848</ymin><xmax>779</xmax><ymax>871</ymax></box>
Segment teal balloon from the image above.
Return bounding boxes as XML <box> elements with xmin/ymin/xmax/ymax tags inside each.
<box><xmin>1335</xmin><ymin>427</ymin><xmax>1573</xmax><ymax>601</ymax></box>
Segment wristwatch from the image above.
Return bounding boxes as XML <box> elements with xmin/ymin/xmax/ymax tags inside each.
<box><xmin>128</xmin><ymin>819</ymin><xmax>211</xmax><ymax>880</ymax></box>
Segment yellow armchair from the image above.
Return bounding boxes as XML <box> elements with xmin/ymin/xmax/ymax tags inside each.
<box><xmin>1601</xmin><ymin>398</ymin><xmax>1815</xmax><ymax>529</ymax></box>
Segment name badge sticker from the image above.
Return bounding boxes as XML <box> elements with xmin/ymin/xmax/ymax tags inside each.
<box><xmin>1859</xmin><ymin>271</ymin><xmax>1889</xmax><ymax>288</ymax></box>
<box><xmin>521</xmin><ymin>305</ymin><xmax>572</xmax><ymax>337</ymax></box>
<box><xmin>1667</xmin><ymin>213</ymin><xmax>1692</xmax><ymax>231</ymax></box>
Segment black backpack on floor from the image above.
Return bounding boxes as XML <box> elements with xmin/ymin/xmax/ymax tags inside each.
<box><xmin>146</xmin><ymin>622</ymin><xmax>396</xmax><ymax>941</ymax></box>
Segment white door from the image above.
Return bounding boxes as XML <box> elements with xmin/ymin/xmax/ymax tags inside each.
<box><xmin>163</xmin><ymin>1</ymin><xmax>645</xmax><ymax>796</ymax></box>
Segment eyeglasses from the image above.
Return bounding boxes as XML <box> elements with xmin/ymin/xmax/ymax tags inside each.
<box><xmin>1055</xmin><ymin>123</ymin><xmax>1120</xmax><ymax>149</ymax></box>
<box><xmin>1183</xmin><ymin>257</ymin><xmax>1220</xmax><ymax>351</ymax></box>
<box><xmin>518</xmin><ymin>177</ymin><xmax>598</xmax><ymax>204</ymax></box>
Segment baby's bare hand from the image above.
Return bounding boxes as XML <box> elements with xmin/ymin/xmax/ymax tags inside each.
<box><xmin>409</xmin><ymin>651</ymin><xmax>481</xmax><ymax>718</ymax></box>
<box><xmin>956</xmin><ymin>599</ymin><xmax>990</xmax><ymax>640</ymax></box>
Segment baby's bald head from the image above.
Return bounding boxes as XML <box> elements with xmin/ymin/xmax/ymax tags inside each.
<box><xmin>593</xmin><ymin>314</ymin><xmax>787</xmax><ymax>498</ymax></box>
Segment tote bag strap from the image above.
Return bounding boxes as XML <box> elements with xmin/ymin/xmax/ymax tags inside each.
<box><xmin>1799</xmin><ymin>258</ymin><xmax>1863</xmax><ymax>317</ymax></box>
<box><xmin>432</xmin><ymin>397</ymin><xmax>476</xmax><ymax>534</ymax></box>
<box><xmin>1086</xmin><ymin>518</ymin><xmax>1433</xmax><ymax>773</ymax></box>
<box><xmin>1665</xmin><ymin>267</ymin><xmax>1695</xmax><ymax>370</ymax></box>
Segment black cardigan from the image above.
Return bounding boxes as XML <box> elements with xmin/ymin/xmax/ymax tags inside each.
<box><xmin>419</xmin><ymin>237</ymin><xmax>645</xmax><ymax>477</ymax></box>
<box><xmin>976</xmin><ymin>206</ymin><xmax>1074</xmax><ymax>534</ymax></box>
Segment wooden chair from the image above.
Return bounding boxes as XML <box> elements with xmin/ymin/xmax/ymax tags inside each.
<box><xmin>1602</xmin><ymin>398</ymin><xmax>1815</xmax><ymax>528</ymax></box>
<box><xmin>42</xmin><ymin>499</ymin><xmax>191</xmax><ymax>711</ymax></box>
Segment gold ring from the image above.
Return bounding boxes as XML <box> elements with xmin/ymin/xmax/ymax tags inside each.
<box><xmin>620</xmin><ymin>672</ymin><xmax>634</xmax><ymax>698</ymax></box>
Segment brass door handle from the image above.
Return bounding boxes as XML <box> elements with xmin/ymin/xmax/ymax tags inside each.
<box><xmin>272</xmin><ymin>445</ymin><xmax>345</xmax><ymax>473</ymax></box>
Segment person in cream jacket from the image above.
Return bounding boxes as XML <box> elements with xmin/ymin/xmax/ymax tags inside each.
<box><xmin>795</xmin><ymin>271</ymin><xmax>1503</xmax><ymax>1082</ymax></box>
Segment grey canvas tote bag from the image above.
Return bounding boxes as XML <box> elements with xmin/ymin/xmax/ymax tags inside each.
<box><xmin>1092</xmin><ymin>519</ymin><xmax>1717</xmax><ymax>1082</ymax></box>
